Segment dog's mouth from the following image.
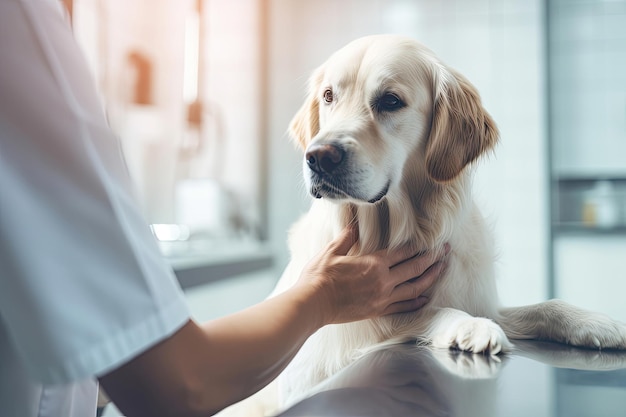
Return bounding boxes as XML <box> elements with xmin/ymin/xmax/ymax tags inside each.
<box><xmin>310</xmin><ymin>179</ymin><xmax>390</xmax><ymax>204</ymax></box>
<box><xmin>310</xmin><ymin>181</ymin><xmax>350</xmax><ymax>200</ymax></box>
<box><xmin>367</xmin><ymin>180</ymin><xmax>390</xmax><ymax>204</ymax></box>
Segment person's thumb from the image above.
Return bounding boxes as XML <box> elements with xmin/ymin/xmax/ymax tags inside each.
<box><xmin>330</xmin><ymin>222</ymin><xmax>359</xmax><ymax>256</ymax></box>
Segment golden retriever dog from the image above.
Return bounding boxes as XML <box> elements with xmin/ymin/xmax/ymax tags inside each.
<box><xmin>219</xmin><ymin>34</ymin><xmax>626</xmax><ymax>416</ymax></box>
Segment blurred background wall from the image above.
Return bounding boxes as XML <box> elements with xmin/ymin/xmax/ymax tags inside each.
<box><xmin>67</xmin><ymin>0</ymin><xmax>626</xmax><ymax>324</ymax></box>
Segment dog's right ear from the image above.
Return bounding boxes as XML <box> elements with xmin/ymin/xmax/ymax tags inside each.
<box><xmin>289</xmin><ymin>67</ymin><xmax>324</xmax><ymax>150</ymax></box>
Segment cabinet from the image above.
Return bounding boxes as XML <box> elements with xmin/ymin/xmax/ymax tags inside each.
<box><xmin>554</xmin><ymin>235</ymin><xmax>626</xmax><ymax>322</ymax></box>
<box><xmin>549</xmin><ymin>0</ymin><xmax>626</xmax><ymax>319</ymax></box>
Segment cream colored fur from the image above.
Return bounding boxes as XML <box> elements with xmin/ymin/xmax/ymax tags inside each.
<box><xmin>217</xmin><ymin>34</ymin><xmax>626</xmax><ymax>417</ymax></box>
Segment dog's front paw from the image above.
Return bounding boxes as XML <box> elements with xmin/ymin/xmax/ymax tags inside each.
<box><xmin>566</xmin><ymin>314</ymin><xmax>626</xmax><ymax>350</ymax></box>
<box><xmin>433</xmin><ymin>317</ymin><xmax>511</xmax><ymax>355</ymax></box>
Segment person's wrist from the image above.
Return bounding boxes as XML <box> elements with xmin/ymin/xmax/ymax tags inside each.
<box><xmin>291</xmin><ymin>279</ymin><xmax>336</xmax><ymax>329</ymax></box>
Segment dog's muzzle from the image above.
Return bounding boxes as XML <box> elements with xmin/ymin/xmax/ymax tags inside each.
<box><xmin>306</xmin><ymin>143</ymin><xmax>350</xmax><ymax>200</ymax></box>
<box><xmin>304</xmin><ymin>143</ymin><xmax>390</xmax><ymax>203</ymax></box>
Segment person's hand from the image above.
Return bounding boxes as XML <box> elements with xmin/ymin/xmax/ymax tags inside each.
<box><xmin>296</xmin><ymin>223</ymin><xmax>449</xmax><ymax>325</ymax></box>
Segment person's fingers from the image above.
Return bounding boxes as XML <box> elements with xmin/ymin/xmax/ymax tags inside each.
<box><xmin>385</xmin><ymin>242</ymin><xmax>450</xmax><ymax>269</ymax></box>
<box><xmin>389</xmin><ymin>261</ymin><xmax>446</xmax><ymax>304</ymax></box>
<box><xmin>388</xmin><ymin>244</ymin><xmax>449</xmax><ymax>286</ymax></box>
<box><xmin>380</xmin><ymin>244</ymin><xmax>423</xmax><ymax>268</ymax></box>
<box><xmin>328</xmin><ymin>222</ymin><xmax>359</xmax><ymax>256</ymax></box>
<box><xmin>383</xmin><ymin>296</ymin><xmax>430</xmax><ymax>315</ymax></box>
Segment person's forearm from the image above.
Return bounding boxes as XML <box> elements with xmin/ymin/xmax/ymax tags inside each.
<box><xmin>100</xmin><ymin>227</ymin><xmax>445</xmax><ymax>417</ymax></box>
<box><xmin>196</xmin><ymin>284</ymin><xmax>327</xmax><ymax>407</ymax></box>
<box><xmin>100</xmin><ymin>284</ymin><xmax>329</xmax><ymax>417</ymax></box>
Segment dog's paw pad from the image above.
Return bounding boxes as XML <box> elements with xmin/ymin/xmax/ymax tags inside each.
<box><xmin>447</xmin><ymin>318</ymin><xmax>510</xmax><ymax>355</ymax></box>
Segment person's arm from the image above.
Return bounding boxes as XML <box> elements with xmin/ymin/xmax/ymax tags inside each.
<box><xmin>99</xmin><ymin>225</ymin><xmax>448</xmax><ymax>417</ymax></box>
<box><xmin>0</xmin><ymin>4</ymin><xmax>443</xmax><ymax>414</ymax></box>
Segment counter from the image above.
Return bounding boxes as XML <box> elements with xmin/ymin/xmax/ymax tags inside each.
<box><xmin>160</xmin><ymin>239</ymin><xmax>274</xmax><ymax>290</ymax></box>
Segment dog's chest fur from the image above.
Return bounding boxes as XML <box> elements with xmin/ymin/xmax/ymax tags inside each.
<box><xmin>277</xmin><ymin>175</ymin><xmax>500</xmax><ymax>403</ymax></box>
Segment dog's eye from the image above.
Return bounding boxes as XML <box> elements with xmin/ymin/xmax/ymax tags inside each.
<box><xmin>375</xmin><ymin>93</ymin><xmax>404</xmax><ymax>112</ymax></box>
<box><xmin>323</xmin><ymin>88</ymin><xmax>334</xmax><ymax>104</ymax></box>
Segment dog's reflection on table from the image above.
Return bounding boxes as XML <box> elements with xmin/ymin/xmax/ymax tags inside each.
<box><xmin>276</xmin><ymin>344</ymin><xmax>501</xmax><ymax>417</ymax></box>
<box><xmin>275</xmin><ymin>341</ymin><xmax>626</xmax><ymax>417</ymax></box>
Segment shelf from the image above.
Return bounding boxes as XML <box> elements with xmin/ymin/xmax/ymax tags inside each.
<box><xmin>554</xmin><ymin>175</ymin><xmax>626</xmax><ymax>184</ymax></box>
<box><xmin>553</xmin><ymin>223</ymin><xmax>626</xmax><ymax>236</ymax></box>
<box><xmin>552</xmin><ymin>177</ymin><xmax>626</xmax><ymax>230</ymax></box>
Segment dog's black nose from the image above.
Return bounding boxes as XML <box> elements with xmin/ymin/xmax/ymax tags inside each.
<box><xmin>306</xmin><ymin>144</ymin><xmax>345</xmax><ymax>174</ymax></box>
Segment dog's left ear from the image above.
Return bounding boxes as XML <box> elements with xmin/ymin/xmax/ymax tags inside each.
<box><xmin>425</xmin><ymin>67</ymin><xmax>499</xmax><ymax>182</ymax></box>
<box><xmin>289</xmin><ymin>67</ymin><xmax>324</xmax><ymax>150</ymax></box>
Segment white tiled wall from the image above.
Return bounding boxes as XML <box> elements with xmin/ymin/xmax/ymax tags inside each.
<box><xmin>267</xmin><ymin>0</ymin><xmax>549</xmax><ymax>307</ymax></box>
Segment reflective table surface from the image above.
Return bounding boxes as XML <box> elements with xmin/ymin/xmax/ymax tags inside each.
<box><xmin>276</xmin><ymin>341</ymin><xmax>626</xmax><ymax>417</ymax></box>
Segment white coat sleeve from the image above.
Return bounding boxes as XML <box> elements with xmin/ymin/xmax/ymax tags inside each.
<box><xmin>0</xmin><ymin>0</ymin><xmax>190</xmax><ymax>384</ymax></box>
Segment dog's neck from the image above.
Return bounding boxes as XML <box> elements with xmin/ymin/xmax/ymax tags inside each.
<box><xmin>329</xmin><ymin>171</ymin><xmax>471</xmax><ymax>255</ymax></box>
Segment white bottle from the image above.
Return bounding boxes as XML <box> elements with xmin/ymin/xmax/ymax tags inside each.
<box><xmin>587</xmin><ymin>180</ymin><xmax>619</xmax><ymax>229</ymax></box>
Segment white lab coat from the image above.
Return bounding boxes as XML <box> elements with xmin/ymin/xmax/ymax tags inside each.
<box><xmin>0</xmin><ymin>0</ymin><xmax>191</xmax><ymax>415</ymax></box>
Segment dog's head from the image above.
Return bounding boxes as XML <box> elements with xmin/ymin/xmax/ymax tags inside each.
<box><xmin>289</xmin><ymin>35</ymin><xmax>499</xmax><ymax>205</ymax></box>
